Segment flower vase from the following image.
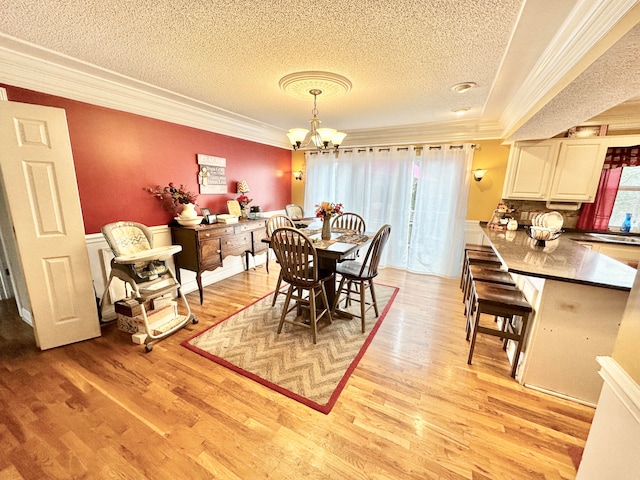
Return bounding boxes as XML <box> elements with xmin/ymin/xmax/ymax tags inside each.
<box><xmin>321</xmin><ymin>215</ymin><xmax>332</xmax><ymax>240</ymax></box>
<box><xmin>180</xmin><ymin>203</ymin><xmax>197</xmax><ymax>219</ymax></box>
<box><xmin>240</xmin><ymin>206</ymin><xmax>247</xmax><ymax>218</ymax></box>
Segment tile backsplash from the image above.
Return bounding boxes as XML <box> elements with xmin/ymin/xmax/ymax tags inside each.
<box><xmin>500</xmin><ymin>200</ymin><xmax>581</xmax><ymax>229</ymax></box>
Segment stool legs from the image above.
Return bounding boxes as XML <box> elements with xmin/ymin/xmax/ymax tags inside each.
<box><xmin>508</xmin><ymin>313</ymin><xmax>529</xmax><ymax>378</ymax></box>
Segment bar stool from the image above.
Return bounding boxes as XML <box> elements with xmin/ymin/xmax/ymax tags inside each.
<box><xmin>465</xmin><ymin>243</ymin><xmax>495</xmax><ymax>253</ymax></box>
<box><xmin>464</xmin><ymin>275</ymin><xmax>520</xmax><ymax>339</ymax></box>
<box><xmin>462</xmin><ymin>264</ymin><xmax>516</xmax><ymax>315</ymax></box>
<box><xmin>460</xmin><ymin>249</ymin><xmax>502</xmax><ymax>291</ymax></box>
<box><xmin>466</xmin><ymin>281</ymin><xmax>532</xmax><ymax>378</ymax></box>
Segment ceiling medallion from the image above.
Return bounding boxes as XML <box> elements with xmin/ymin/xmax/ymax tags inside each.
<box><xmin>281</xmin><ymin>71</ymin><xmax>351</xmax><ymax>151</ymax></box>
<box><xmin>279</xmin><ymin>71</ymin><xmax>352</xmax><ymax>101</ymax></box>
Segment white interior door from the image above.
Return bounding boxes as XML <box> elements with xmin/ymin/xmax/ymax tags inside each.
<box><xmin>0</xmin><ymin>100</ymin><xmax>100</xmax><ymax>349</ymax></box>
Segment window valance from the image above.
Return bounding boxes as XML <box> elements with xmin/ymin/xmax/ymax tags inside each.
<box><xmin>603</xmin><ymin>145</ymin><xmax>640</xmax><ymax>169</ymax></box>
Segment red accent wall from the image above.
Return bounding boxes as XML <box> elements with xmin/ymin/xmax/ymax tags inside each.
<box><xmin>2</xmin><ymin>84</ymin><xmax>292</xmax><ymax>234</ymax></box>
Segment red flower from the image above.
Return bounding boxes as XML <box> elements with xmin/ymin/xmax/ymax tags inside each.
<box><xmin>237</xmin><ymin>195</ymin><xmax>253</xmax><ymax>207</ymax></box>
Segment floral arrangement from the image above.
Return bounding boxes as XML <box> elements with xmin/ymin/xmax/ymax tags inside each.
<box><xmin>145</xmin><ymin>183</ymin><xmax>198</xmax><ymax>213</ymax></box>
<box><xmin>315</xmin><ymin>201</ymin><xmax>343</xmax><ymax>219</ymax></box>
<box><xmin>236</xmin><ymin>194</ymin><xmax>253</xmax><ymax>210</ymax></box>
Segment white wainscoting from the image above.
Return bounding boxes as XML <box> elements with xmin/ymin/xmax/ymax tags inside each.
<box><xmin>576</xmin><ymin>356</ymin><xmax>640</xmax><ymax>479</ymax></box>
<box><xmin>85</xmin><ymin>224</ymin><xmax>268</xmax><ymax>319</ymax></box>
<box><xmin>464</xmin><ymin>220</ymin><xmax>485</xmax><ymax>246</ymax></box>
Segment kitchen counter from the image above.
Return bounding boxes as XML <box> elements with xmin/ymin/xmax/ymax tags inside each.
<box><xmin>568</xmin><ymin>230</ymin><xmax>640</xmax><ymax>245</ymax></box>
<box><xmin>479</xmin><ymin>224</ymin><xmax>636</xmax><ymax>405</ymax></box>
<box><xmin>480</xmin><ymin>225</ymin><xmax>635</xmax><ymax>291</ymax></box>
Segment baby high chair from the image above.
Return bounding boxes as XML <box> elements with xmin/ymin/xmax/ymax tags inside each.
<box><xmin>100</xmin><ymin>221</ymin><xmax>197</xmax><ymax>352</ymax></box>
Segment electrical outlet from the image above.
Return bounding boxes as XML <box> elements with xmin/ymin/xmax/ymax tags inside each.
<box><xmin>520</xmin><ymin>212</ymin><xmax>529</xmax><ymax>221</ymax></box>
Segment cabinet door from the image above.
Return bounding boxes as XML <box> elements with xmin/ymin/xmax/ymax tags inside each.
<box><xmin>252</xmin><ymin>227</ymin><xmax>268</xmax><ymax>253</ymax></box>
<box><xmin>548</xmin><ymin>140</ymin><xmax>607</xmax><ymax>202</ymax></box>
<box><xmin>171</xmin><ymin>227</ymin><xmax>199</xmax><ymax>271</ymax></box>
<box><xmin>199</xmin><ymin>237</ymin><xmax>223</xmax><ymax>269</ymax></box>
<box><xmin>596</xmin><ymin>244</ymin><xmax>640</xmax><ymax>268</ymax></box>
<box><xmin>502</xmin><ymin>142</ymin><xmax>558</xmax><ymax>200</ymax></box>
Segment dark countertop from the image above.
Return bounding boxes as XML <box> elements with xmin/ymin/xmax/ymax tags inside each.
<box><xmin>565</xmin><ymin>230</ymin><xmax>640</xmax><ymax>245</ymax></box>
<box><xmin>480</xmin><ymin>225</ymin><xmax>636</xmax><ymax>291</ymax></box>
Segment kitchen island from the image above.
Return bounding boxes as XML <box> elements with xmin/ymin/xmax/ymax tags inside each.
<box><xmin>480</xmin><ymin>225</ymin><xmax>636</xmax><ymax>405</ymax></box>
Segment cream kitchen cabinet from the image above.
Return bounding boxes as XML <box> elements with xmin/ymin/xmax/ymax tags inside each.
<box><xmin>503</xmin><ymin>135</ymin><xmax>640</xmax><ymax>203</ymax></box>
<box><xmin>549</xmin><ymin>139</ymin><xmax>608</xmax><ymax>202</ymax></box>
<box><xmin>502</xmin><ymin>138</ymin><xmax>607</xmax><ymax>202</ymax></box>
<box><xmin>575</xmin><ymin>241</ymin><xmax>640</xmax><ymax>268</ymax></box>
<box><xmin>597</xmin><ymin>243</ymin><xmax>640</xmax><ymax>267</ymax></box>
<box><xmin>502</xmin><ymin>141</ymin><xmax>558</xmax><ymax>200</ymax></box>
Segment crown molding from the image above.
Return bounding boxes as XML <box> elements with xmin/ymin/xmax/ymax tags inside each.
<box><xmin>500</xmin><ymin>0</ymin><xmax>640</xmax><ymax>139</ymax></box>
<box><xmin>0</xmin><ymin>34</ymin><xmax>292</xmax><ymax>149</ymax></box>
<box><xmin>0</xmin><ymin>34</ymin><xmax>503</xmax><ymax>150</ymax></box>
<box><xmin>340</xmin><ymin>119</ymin><xmax>504</xmax><ymax>148</ymax></box>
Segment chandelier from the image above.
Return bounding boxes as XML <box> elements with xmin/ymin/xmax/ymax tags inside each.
<box><xmin>286</xmin><ymin>89</ymin><xmax>347</xmax><ymax>151</ymax></box>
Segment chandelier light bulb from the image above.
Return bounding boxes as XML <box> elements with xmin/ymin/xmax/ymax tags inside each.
<box><xmin>287</xmin><ymin>128</ymin><xmax>308</xmax><ymax>149</ymax></box>
<box><xmin>331</xmin><ymin>131</ymin><xmax>347</xmax><ymax>146</ymax></box>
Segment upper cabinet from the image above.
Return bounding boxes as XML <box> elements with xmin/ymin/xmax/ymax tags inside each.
<box><xmin>502</xmin><ymin>142</ymin><xmax>559</xmax><ymax>200</ymax></box>
<box><xmin>548</xmin><ymin>139</ymin><xmax>608</xmax><ymax>202</ymax></box>
<box><xmin>503</xmin><ymin>136</ymin><xmax>640</xmax><ymax>203</ymax></box>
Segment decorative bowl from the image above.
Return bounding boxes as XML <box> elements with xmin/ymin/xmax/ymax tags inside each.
<box><xmin>526</xmin><ymin>226</ymin><xmax>562</xmax><ymax>247</ymax></box>
<box><xmin>175</xmin><ymin>215</ymin><xmax>203</xmax><ymax>226</ymax></box>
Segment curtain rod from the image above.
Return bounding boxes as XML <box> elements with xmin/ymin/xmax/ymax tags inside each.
<box><xmin>306</xmin><ymin>143</ymin><xmax>478</xmax><ymax>155</ymax></box>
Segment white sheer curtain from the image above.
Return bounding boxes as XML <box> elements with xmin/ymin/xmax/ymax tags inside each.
<box><xmin>303</xmin><ymin>150</ymin><xmax>337</xmax><ymax>213</ymax></box>
<box><xmin>305</xmin><ymin>147</ymin><xmax>414</xmax><ymax>268</ymax></box>
<box><xmin>408</xmin><ymin>145</ymin><xmax>473</xmax><ymax>277</ymax></box>
<box><xmin>304</xmin><ymin>144</ymin><xmax>472</xmax><ymax>277</ymax></box>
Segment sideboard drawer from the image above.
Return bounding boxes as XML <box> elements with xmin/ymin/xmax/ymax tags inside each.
<box><xmin>221</xmin><ymin>232</ymin><xmax>252</xmax><ymax>257</ymax></box>
<box><xmin>237</xmin><ymin>221</ymin><xmax>265</xmax><ymax>233</ymax></box>
<box><xmin>201</xmin><ymin>225</ymin><xmax>236</xmax><ymax>238</ymax></box>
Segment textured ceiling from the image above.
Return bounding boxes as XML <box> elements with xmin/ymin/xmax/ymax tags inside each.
<box><xmin>508</xmin><ymin>23</ymin><xmax>640</xmax><ymax>141</ymax></box>
<box><xmin>1</xmin><ymin>0</ymin><xmax>639</xmax><ymax>147</ymax></box>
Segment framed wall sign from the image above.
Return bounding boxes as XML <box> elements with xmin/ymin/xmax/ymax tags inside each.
<box><xmin>197</xmin><ymin>154</ymin><xmax>227</xmax><ymax>194</ymax></box>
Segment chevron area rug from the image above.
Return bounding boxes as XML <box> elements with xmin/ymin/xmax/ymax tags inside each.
<box><xmin>182</xmin><ymin>283</ymin><xmax>399</xmax><ymax>414</ymax></box>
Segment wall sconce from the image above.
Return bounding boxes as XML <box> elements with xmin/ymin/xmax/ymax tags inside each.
<box><xmin>293</xmin><ymin>171</ymin><xmax>303</xmax><ymax>181</ymax></box>
<box><xmin>473</xmin><ymin>169</ymin><xmax>487</xmax><ymax>182</ymax></box>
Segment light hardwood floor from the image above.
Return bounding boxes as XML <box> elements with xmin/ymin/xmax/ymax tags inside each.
<box><xmin>0</xmin><ymin>265</ymin><xmax>593</xmax><ymax>479</ymax></box>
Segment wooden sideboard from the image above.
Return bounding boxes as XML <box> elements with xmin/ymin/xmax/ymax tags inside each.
<box><xmin>170</xmin><ymin>218</ymin><xmax>267</xmax><ymax>304</ymax></box>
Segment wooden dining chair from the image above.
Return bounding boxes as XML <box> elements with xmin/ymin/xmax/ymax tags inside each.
<box><xmin>270</xmin><ymin>227</ymin><xmax>334</xmax><ymax>344</ymax></box>
<box><xmin>332</xmin><ymin>212</ymin><xmax>366</xmax><ymax>262</ymax></box>
<box><xmin>285</xmin><ymin>204</ymin><xmax>305</xmax><ymax>220</ymax></box>
<box><xmin>266</xmin><ymin>214</ymin><xmax>295</xmax><ymax>306</ymax></box>
<box><xmin>333</xmin><ymin>224</ymin><xmax>391</xmax><ymax>333</ymax></box>
<box><xmin>331</xmin><ymin>212</ymin><xmax>366</xmax><ymax>233</ymax></box>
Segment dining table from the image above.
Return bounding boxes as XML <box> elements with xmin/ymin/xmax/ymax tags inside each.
<box><xmin>262</xmin><ymin>218</ymin><xmax>372</xmax><ymax>307</ymax></box>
